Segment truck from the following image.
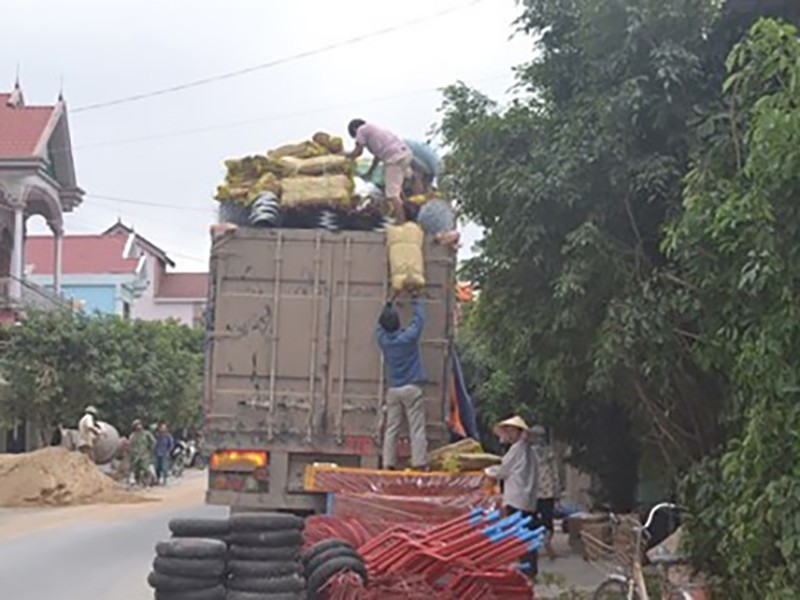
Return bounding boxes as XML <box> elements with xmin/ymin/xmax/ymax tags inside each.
<box><xmin>203</xmin><ymin>226</ymin><xmax>455</xmax><ymax>514</ymax></box>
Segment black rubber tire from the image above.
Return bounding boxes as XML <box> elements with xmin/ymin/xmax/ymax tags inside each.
<box><xmin>156</xmin><ymin>539</ymin><xmax>228</xmax><ymax>560</ymax></box>
<box><xmin>171</xmin><ymin>533</ymin><xmax>232</xmax><ymax>545</ymax></box>
<box><xmin>228</xmin><ymin>560</ymin><xmax>303</xmax><ymax>578</ymax></box>
<box><xmin>307</xmin><ymin>556</ymin><xmax>368</xmax><ymax>600</ymax></box>
<box><xmin>153</xmin><ymin>556</ymin><xmax>227</xmax><ymax>578</ymax></box>
<box><xmin>228</xmin><ymin>573</ymin><xmax>305</xmax><ymax>593</ymax></box>
<box><xmin>155</xmin><ymin>586</ymin><xmax>226</xmax><ymax>600</ymax></box>
<box><xmin>591</xmin><ymin>579</ymin><xmax>640</xmax><ymax>600</ymax></box>
<box><xmin>305</xmin><ymin>547</ymin><xmax>362</xmax><ymax>579</ymax></box>
<box><xmin>230</xmin><ymin>512</ymin><xmax>305</xmax><ymax>532</ymax></box>
<box><xmin>301</xmin><ymin>539</ymin><xmax>354</xmax><ymax>567</ymax></box>
<box><xmin>225</xmin><ymin>592</ymin><xmax>305</xmax><ymax>600</ymax></box>
<box><xmin>148</xmin><ymin>571</ymin><xmax>223</xmax><ymax>592</ymax></box>
<box><xmin>169</xmin><ymin>518</ymin><xmax>231</xmax><ymax>537</ymax></box>
<box><xmin>229</xmin><ymin>545</ymin><xmax>300</xmax><ymax>561</ymax></box>
<box><xmin>230</xmin><ymin>530</ymin><xmax>304</xmax><ymax>548</ymax></box>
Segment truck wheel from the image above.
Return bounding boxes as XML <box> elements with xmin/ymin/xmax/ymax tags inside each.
<box><xmin>156</xmin><ymin>539</ymin><xmax>228</xmax><ymax>560</ymax></box>
<box><xmin>228</xmin><ymin>573</ymin><xmax>305</xmax><ymax>593</ymax></box>
<box><xmin>230</xmin><ymin>512</ymin><xmax>305</xmax><ymax>532</ymax></box>
<box><xmin>305</xmin><ymin>547</ymin><xmax>362</xmax><ymax>579</ymax></box>
<box><xmin>229</xmin><ymin>545</ymin><xmax>300</xmax><ymax>561</ymax></box>
<box><xmin>153</xmin><ymin>557</ymin><xmax>227</xmax><ymax>578</ymax></box>
<box><xmin>147</xmin><ymin>572</ymin><xmax>223</xmax><ymax>592</ymax></box>
<box><xmin>301</xmin><ymin>539</ymin><xmax>354</xmax><ymax>567</ymax></box>
<box><xmin>230</xmin><ymin>530</ymin><xmax>304</xmax><ymax>548</ymax></box>
<box><xmin>228</xmin><ymin>560</ymin><xmax>302</xmax><ymax>578</ymax></box>
<box><xmin>154</xmin><ymin>586</ymin><xmax>226</xmax><ymax>600</ymax></box>
<box><xmin>307</xmin><ymin>556</ymin><xmax>368</xmax><ymax>600</ymax></box>
<box><xmin>169</xmin><ymin>518</ymin><xmax>231</xmax><ymax>538</ymax></box>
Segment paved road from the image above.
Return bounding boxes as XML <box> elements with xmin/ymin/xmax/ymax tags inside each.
<box><xmin>0</xmin><ymin>475</ymin><xmax>224</xmax><ymax>600</ymax></box>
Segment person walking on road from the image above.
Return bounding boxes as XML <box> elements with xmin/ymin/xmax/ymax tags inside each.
<box><xmin>485</xmin><ymin>416</ymin><xmax>540</xmax><ymax>581</ymax></box>
<box><xmin>154</xmin><ymin>421</ymin><xmax>175</xmax><ymax>486</ymax></box>
<box><xmin>129</xmin><ymin>419</ymin><xmax>156</xmax><ymax>487</ymax></box>
<box><xmin>77</xmin><ymin>406</ymin><xmax>102</xmax><ymax>459</ymax></box>
<box><xmin>376</xmin><ymin>291</ymin><xmax>428</xmax><ymax>470</ymax></box>
<box><xmin>531</xmin><ymin>424</ymin><xmax>560</xmax><ymax>560</ymax></box>
<box><xmin>346</xmin><ymin>119</ymin><xmax>413</xmax><ymax>223</ymax></box>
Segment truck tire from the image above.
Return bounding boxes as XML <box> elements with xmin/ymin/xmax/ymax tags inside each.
<box><xmin>229</xmin><ymin>545</ymin><xmax>299</xmax><ymax>561</ymax></box>
<box><xmin>155</xmin><ymin>586</ymin><xmax>226</xmax><ymax>600</ymax></box>
<box><xmin>228</xmin><ymin>574</ymin><xmax>305</xmax><ymax>594</ymax></box>
<box><xmin>148</xmin><ymin>572</ymin><xmax>222</xmax><ymax>592</ymax></box>
<box><xmin>307</xmin><ymin>556</ymin><xmax>367</xmax><ymax>600</ymax></box>
<box><xmin>305</xmin><ymin>547</ymin><xmax>362</xmax><ymax>579</ymax></box>
<box><xmin>301</xmin><ymin>539</ymin><xmax>354</xmax><ymax>567</ymax></box>
<box><xmin>169</xmin><ymin>518</ymin><xmax>231</xmax><ymax>537</ymax></box>
<box><xmin>225</xmin><ymin>592</ymin><xmax>305</xmax><ymax>600</ymax></box>
<box><xmin>153</xmin><ymin>557</ymin><xmax>227</xmax><ymax>578</ymax></box>
<box><xmin>228</xmin><ymin>560</ymin><xmax>302</xmax><ymax>578</ymax></box>
<box><xmin>230</xmin><ymin>530</ymin><xmax>304</xmax><ymax>548</ymax></box>
<box><xmin>230</xmin><ymin>512</ymin><xmax>305</xmax><ymax>532</ymax></box>
<box><xmin>156</xmin><ymin>539</ymin><xmax>228</xmax><ymax>560</ymax></box>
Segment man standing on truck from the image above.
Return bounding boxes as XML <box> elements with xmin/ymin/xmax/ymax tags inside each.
<box><xmin>346</xmin><ymin>119</ymin><xmax>412</xmax><ymax>224</ymax></box>
<box><xmin>376</xmin><ymin>292</ymin><xmax>428</xmax><ymax>470</ymax></box>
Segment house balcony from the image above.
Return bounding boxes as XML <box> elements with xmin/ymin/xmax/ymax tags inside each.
<box><xmin>0</xmin><ymin>275</ymin><xmax>73</xmax><ymax>313</ymax></box>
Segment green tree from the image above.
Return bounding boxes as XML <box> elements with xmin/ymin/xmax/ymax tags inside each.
<box><xmin>667</xmin><ymin>19</ymin><xmax>800</xmax><ymax>597</ymax></box>
<box><xmin>0</xmin><ymin>311</ymin><xmax>203</xmax><ymax>442</ymax></box>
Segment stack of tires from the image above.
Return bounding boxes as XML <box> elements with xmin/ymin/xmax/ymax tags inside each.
<box><xmin>227</xmin><ymin>513</ymin><xmax>307</xmax><ymax>600</ymax></box>
<box><xmin>301</xmin><ymin>539</ymin><xmax>368</xmax><ymax>600</ymax></box>
<box><xmin>149</xmin><ymin>539</ymin><xmax>228</xmax><ymax>600</ymax></box>
<box><xmin>169</xmin><ymin>518</ymin><xmax>232</xmax><ymax>545</ymax></box>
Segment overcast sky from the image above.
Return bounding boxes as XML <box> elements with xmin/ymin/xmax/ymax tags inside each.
<box><xmin>3</xmin><ymin>0</ymin><xmax>530</xmax><ymax>272</ymax></box>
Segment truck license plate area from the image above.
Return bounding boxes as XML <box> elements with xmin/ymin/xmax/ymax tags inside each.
<box><xmin>209</xmin><ymin>470</ymin><xmax>269</xmax><ymax>493</ymax></box>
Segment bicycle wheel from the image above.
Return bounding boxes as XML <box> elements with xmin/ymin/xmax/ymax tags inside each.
<box><xmin>592</xmin><ymin>578</ymin><xmax>639</xmax><ymax>600</ymax></box>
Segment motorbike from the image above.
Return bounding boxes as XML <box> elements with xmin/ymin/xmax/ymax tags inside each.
<box><xmin>170</xmin><ymin>441</ymin><xmax>189</xmax><ymax>478</ymax></box>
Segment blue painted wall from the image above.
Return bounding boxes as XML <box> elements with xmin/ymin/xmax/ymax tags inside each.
<box><xmin>44</xmin><ymin>284</ymin><xmax>117</xmax><ymax>314</ymax></box>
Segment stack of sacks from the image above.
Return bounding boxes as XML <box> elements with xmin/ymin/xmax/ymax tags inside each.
<box><xmin>214</xmin><ymin>132</ymin><xmax>355</xmax><ymax>225</ymax></box>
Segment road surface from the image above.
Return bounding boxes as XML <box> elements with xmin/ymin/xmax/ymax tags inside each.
<box><xmin>0</xmin><ymin>472</ymin><xmax>223</xmax><ymax>600</ymax></box>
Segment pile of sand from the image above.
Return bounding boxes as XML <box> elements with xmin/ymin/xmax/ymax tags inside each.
<box><xmin>0</xmin><ymin>447</ymin><xmax>150</xmax><ymax>508</ymax></box>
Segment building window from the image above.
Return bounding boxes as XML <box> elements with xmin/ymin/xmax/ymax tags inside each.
<box><xmin>122</xmin><ymin>301</ymin><xmax>131</xmax><ymax>320</ymax></box>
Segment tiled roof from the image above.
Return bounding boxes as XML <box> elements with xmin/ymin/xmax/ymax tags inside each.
<box><xmin>25</xmin><ymin>233</ymin><xmax>139</xmax><ymax>275</ymax></box>
<box><xmin>157</xmin><ymin>272</ymin><xmax>208</xmax><ymax>299</ymax></box>
<box><xmin>0</xmin><ymin>93</ymin><xmax>57</xmax><ymax>159</ymax></box>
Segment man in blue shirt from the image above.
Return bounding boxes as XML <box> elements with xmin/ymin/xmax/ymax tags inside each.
<box><xmin>376</xmin><ymin>295</ymin><xmax>428</xmax><ymax>470</ymax></box>
<box><xmin>155</xmin><ymin>421</ymin><xmax>175</xmax><ymax>485</ymax></box>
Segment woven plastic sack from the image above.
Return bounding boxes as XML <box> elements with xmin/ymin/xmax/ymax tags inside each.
<box><xmin>405</xmin><ymin>139</ymin><xmax>442</xmax><ymax>178</ymax></box>
<box><xmin>282</xmin><ymin>174</ymin><xmax>354</xmax><ymax>206</ymax></box>
<box><xmin>279</xmin><ymin>155</ymin><xmax>351</xmax><ymax>176</ymax></box>
<box><xmin>386</xmin><ymin>222</ymin><xmax>425</xmax><ymax>291</ymax></box>
<box><xmin>268</xmin><ymin>140</ymin><xmax>327</xmax><ymax>159</ymax></box>
<box><xmin>417</xmin><ymin>199</ymin><xmax>455</xmax><ymax>236</ymax></box>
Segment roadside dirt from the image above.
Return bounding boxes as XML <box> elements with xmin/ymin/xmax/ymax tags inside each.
<box><xmin>0</xmin><ymin>447</ymin><xmax>148</xmax><ymax>508</ymax></box>
<box><xmin>0</xmin><ymin>470</ymin><xmax>206</xmax><ymax>543</ymax></box>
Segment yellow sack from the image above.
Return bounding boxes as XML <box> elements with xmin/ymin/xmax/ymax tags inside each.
<box><xmin>269</xmin><ymin>141</ymin><xmax>327</xmax><ymax>160</ymax></box>
<box><xmin>279</xmin><ymin>155</ymin><xmax>352</xmax><ymax>177</ymax></box>
<box><xmin>312</xmin><ymin>132</ymin><xmax>344</xmax><ymax>154</ymax></box>
<box><xmin>282</xmin><ymin>174</ymin><xmax>354</xmax><ymax>206</ymax></box>
<box><xmin>386</xmin><ymin>223</ymin><xmax>425</xmax><ymax>291</ymax></box>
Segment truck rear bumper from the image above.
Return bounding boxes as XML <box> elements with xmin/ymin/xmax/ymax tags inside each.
<box><xmin>206</xmin><ymin>490</ymin><xmax>326</xmax><ymax>514</ymax></box>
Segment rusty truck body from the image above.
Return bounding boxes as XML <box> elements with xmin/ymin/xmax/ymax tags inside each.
<box><xmin>204</xmin><ymin>227</ymin><xmax>455</xmax><ymax>513</ymax></box>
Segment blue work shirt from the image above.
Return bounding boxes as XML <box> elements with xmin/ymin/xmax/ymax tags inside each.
<box><xmin>155</xmin><ymin>432</ymin><xmax>174</xmax><ymax>458</ymax></box>
<box><xmin>376</xmin><ymin>299</ymin><xmax>426</xmax><ymax>388</ymax></box>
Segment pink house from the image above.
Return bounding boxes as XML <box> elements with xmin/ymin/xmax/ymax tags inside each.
<box><xmin>26</xmin><ymin>221</ymin><xmax>208</xmax><ymax>325</ymax></box>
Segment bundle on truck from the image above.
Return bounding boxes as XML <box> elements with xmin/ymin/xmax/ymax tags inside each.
<box><xmin>204</xmin><ymin>133</ymin><xmax>457</xmax><ymax>514</ymax></box>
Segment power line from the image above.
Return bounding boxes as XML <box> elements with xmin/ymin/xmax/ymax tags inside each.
<box><xmin>72</xmin><ymin>74</ymin><xmax>509</xmax><ymax>151</ymax></box>
<box><xmin>71</xmin><ymin>0</ymin><xmax>486</xmax><ymax>114</ymax></box>
<box><xmin>88</xmin><ymin>194</ymin><xmax>213</xmax><ymax>213</ymax></box>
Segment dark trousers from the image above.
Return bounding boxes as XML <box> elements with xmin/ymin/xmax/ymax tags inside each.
<box><xmin>505</xmin><ymin>505</ymin><xmax>540</xmax><ymax>578</ymax></box>
<box><xmin>155</xmin><ymin>456</ymin><xmax>168</xmax><ymax>481</ymax></box>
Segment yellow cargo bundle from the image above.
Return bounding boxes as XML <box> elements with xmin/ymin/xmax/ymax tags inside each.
<box><xmin>442</xmin><ymin>452</ymin><xmax>503</xmax><ymax>473</ymax></box>
<box><xmin>278</xmin><ymin>155</ymin><xmax>352</xmax><ymax>177</ymax></box>
<box><xmin>268</xmin><ymin>140</ymin><xmax>327</xmax><ymax>160</ymax></box>
<box><xmin>281</xmin><ymin>174</ymin><xmax>354</xmax><ymax>206</ymax></box>
<box><xmin>386</xmin><ymin>223</ymin><xmax>426</xmax><ymax>291</ymax></box>
<box><xmin>312</xmin><ymin>132</ymin><xmax>344</xmax><ymax>155</ymax></box>
<box><xmin>428</xmin><ymin>438</ymin><xmax>482</xmax><ymax>469</ymax></box>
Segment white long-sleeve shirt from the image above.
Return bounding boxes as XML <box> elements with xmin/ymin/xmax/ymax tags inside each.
<box><xmin>486</xmin><ymin>438</ymin><xmax>539</xmax><ymax>512</ymax></box>
<box><xmin>77</xmin><ymin>414</ymin><xmax>100</xmax><ymax>449</ymax></box>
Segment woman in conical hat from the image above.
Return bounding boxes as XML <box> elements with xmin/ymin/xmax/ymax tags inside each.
<box><xmin>485</xmin><ymin>415</ymin><xmax>540</xmax><ymax>581</ymax></box>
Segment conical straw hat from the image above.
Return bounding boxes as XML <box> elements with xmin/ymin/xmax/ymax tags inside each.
<box><xmin>493</xmin><ymin>415</ymin><xmax>529</xmax><ymax>435</ymax></box>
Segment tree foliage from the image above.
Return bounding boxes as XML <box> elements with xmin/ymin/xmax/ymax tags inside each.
<box><xmin>440</xmin><ymin>1</ymin><xmax>800</xmax><ymax>592</ymax></box>
<box><xmin>0</xmin><ymin>311</ymin><xmax>203</xmax><ymax>441</ymax></box>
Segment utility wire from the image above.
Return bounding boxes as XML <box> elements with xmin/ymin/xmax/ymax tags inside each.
<box><xmin>71</xmin><ymin>0</ymin><xmax>486</xmax><ymax>114</ymax></box>
<box><xmin>88</xmin><ymin>194</ymin><xmax>213</xmax><ymax>213</ymax></box>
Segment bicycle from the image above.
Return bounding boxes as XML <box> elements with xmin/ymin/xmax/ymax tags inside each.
<box><xmin>581</xmin><ymin>502</ymin><xmax>708</xmax><ymax>600</ymax></box>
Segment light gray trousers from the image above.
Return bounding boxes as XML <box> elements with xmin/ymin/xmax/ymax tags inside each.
<box><xmin>382</xmin><ymin>384</ymin><xmax>428</xmax><ymax>469</ymax></box>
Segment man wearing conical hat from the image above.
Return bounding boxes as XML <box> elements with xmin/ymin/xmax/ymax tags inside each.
<box><xmin>485</xmin><ymin>415</ymin><xmax>540</xmax><ymax>580</ymax></box>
